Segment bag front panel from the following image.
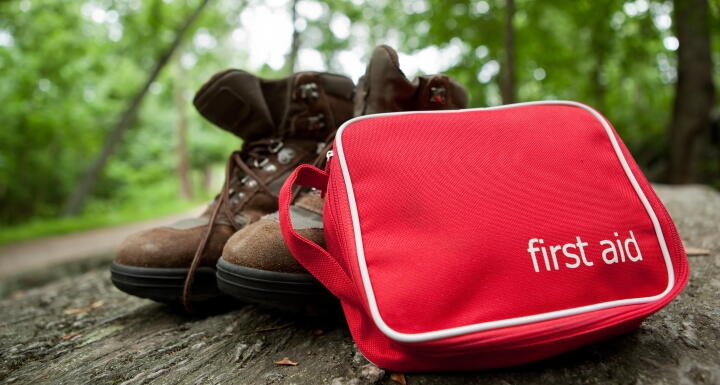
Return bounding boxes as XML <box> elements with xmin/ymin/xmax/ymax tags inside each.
<box><xmin>334</xmin><ymin>102</ymin><xmax>679</xmax><ymax>338</ymax></box>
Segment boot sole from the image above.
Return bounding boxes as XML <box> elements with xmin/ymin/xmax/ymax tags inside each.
<box><xmin>216</xmin><ymin>257</ymin><xmax>337</xmax><ymax>314</ymax></box>
<box><xmin>110</xmin><ymin>262</ymin><xmax>222</xmax><ymax>304</ymax></box>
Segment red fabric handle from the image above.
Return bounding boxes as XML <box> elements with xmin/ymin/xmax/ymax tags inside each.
<box><xmin>278</xmin><ymin>164</ymin><xmax>353</xmax><ymax>300</ymax></box>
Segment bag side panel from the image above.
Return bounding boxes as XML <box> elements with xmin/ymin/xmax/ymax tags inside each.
<box><xmin>324</xmin><ymin>155</ymin><xmax>372</xmax><ymax>308</ymax></box>
<box><xmin>604</xmin><ymin>118</ymin><xmax>689</xmax><ymax>298</ymax></box>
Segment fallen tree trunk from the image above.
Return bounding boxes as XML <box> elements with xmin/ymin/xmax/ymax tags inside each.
<box><xmin>2</xmin><ymin>185</ymin><xmax>719</xmax><ymax>384</ymax></box>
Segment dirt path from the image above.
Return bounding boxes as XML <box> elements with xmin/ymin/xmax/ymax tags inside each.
<box><xmin>0</xmin><ymin>207</ymin><xmax>204</xmax><ymax>279</ymax></box>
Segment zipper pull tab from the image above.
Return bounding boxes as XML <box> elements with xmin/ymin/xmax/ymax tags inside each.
<box><xmin>323</xmin><ymin>150</ymin><xmax>334</xmax><ymax>178</ymax></box>
<box><xmin>321</xmin><ymin>150</ymin><xmax>334</xmax><ymax>198</ymax></box>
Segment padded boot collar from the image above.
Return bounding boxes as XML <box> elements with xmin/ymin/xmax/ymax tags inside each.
<box><xmin>354</xmin><ymin>45</ymin><xmax>469</xmax><ymax>116</ymax></box>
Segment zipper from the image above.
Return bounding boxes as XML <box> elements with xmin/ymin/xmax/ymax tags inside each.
<box><xmin>324</xmin><ymin>156</ymin><xmax>353</xmax><ymax>284</ymax></box>
<box><xmin>405</xmin><ymin>311</ymin><xmax>647</xmax><ymax>358</ymax></box>
<box><xmin>329</xmin><ymin>162</ymin><xmax>351</xmax><ymax>265</ymax></box>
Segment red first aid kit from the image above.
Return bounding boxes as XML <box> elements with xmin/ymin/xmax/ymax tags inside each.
<box><xmin>278</xmin><ymin>101</ymin><xmax>689</xmax><ymax>371</ymax></box>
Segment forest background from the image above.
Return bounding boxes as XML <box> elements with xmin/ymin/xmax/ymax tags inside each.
<box><xmin>0</xmin><ymin>0</ymin><xmax>717</xmax><ymax>244</ymax></box>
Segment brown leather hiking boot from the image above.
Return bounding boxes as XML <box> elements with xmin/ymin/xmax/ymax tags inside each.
<box><xmin>216</xmin><ymin>45</ymin><xmax>468</xmax><ymax>314</ymax></box>
<box><xmin>111</xmin><ymin>70</ymin><xmax>354</xmax><ymax>307</ymax></box>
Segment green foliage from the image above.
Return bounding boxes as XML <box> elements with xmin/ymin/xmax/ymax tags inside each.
<box><xmin>320</xmin><ymin>0</ymin><xmax>712</xmax><ymax>180</ymax></box>
<box><xmin>0</xmin><ymin>0</ymin><xmax>242</xmax><ymax>228</ymax></box>
<box><xmin>0</xmin><ymin>0</ymin><xmax>718</xmax><ymax>242</ymax></box>
<box><xmin>0</xmin><ymin>185</ymin><xmax>209</xmax><ymax>246</ymax></box>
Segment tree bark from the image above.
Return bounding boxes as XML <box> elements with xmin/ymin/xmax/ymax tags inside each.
<box><xmin>202</xmin><ymin>166</ymin><xmax>213</xmax><ymax>193</ymax></box>
<box><xmin>174</xmin><ymin>57</ymin><xmax>193</xmax><ymax>201</ymax></box>
<box><xmin>667</xmin><ymin>0</ymin><xmax>715</xmax><ymax>184</ymax></box>
<box><xmin>287</xmin><ymin>0</ymin><xmax>300</xmax><ymax>74</ymax></box>
<box><xmin>588</xmin><ymin>5</ymin><xmax>612</xmax><ymax>112</ymax></box>
<box><xmin>63</xmin><ymin>0</ymin><xmax>211</xmax><ymax>215</ymax></box>
<box><xmin>3</xmin><ymin>186</ymin><xmax>720</xmax><ymax>384</ymax></box>
<box><xmin>500</xmin><ymin>0</ymin><xmax>516</xmax><ymax>104</ymax></box>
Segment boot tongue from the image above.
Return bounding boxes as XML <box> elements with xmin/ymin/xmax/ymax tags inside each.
<box><xmin>259</xmin><ymin>77</ymin><xmax>289</xmax><ymax>135</ymax></box>
<box><xmin>355</xmin><ymin>45</ymin><xmax>470</xmax><ymax>116</ymax></box>
<box><xmin>193</xmin><ymin>70</ymin><xmax>275</xmax><ymax>141</ymax></box>
<box><xmin>354</xmin><ymin>45</ymin><xmax>416</xmax><ymax>116</ymax></box>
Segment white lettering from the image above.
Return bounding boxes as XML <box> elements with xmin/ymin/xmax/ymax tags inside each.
<box><xmin>528</xmin><ymin>231</ymin><xmax>643</xmax><ymax>272</ymax></box>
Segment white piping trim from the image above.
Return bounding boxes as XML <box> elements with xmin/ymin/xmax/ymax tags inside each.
<box><xmin>334</xmin><ymin>100</ymin><xmax>676</xmax><ymax>343</ymax></box>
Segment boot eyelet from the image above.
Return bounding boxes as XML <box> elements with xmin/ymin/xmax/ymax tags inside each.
<box><xmin>299</xmin><ymin>82</ymin><xmax>319</xmax><ymax>101</ymax></box>
<box><xmin>253</xmin><ymin>158</ymin><xmax>270</xmax><ymax>168</ymax></box>
<box><xmin>429</xmin><ymin>86</ymin><xmax>447</xmax><ymax>104</ymax></box>
<box><xmin>277</xmin><ymin>148</ymin><xmax>296</xmax><ymax>164</ymax></box>
<box><xmin>263</xmin><ymin>163</ymin><xmax>277</xmax><ymax>173</ymax></box>
<box><xmin>241</xmin><ymin>176</ymin><xmax>257</xmax><ymax>188</ymax></box>
<box><xmin>307</xmin><ymin>114</ymin><xmax>326</xmax><ymax>130</ymax></box>
<box><xmin>268</xmin><ymin>140</ymin><xmax>284</xmax><ymax>154</ymax></box>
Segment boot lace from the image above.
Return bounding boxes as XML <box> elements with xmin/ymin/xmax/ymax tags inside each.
<box><xmin>182</xmin><ymin>76</ymin><xmax>337</xmax><ymax>311</ymax></box>
<box><xmin>182</xmin><ymin>138</ymin><xmax>288</xmax><ymax>310</ymax></box>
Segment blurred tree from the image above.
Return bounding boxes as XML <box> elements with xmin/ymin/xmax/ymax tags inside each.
<box><xmin>174</xmin><ymin>55</ymin><xmax>194</xmax><ymax>200</ymax></box>
<box><xmin>1</xmin><ymin>0</ymin><xmax>718</xmax><ymax>234</ymax></box>
<box><xmin>288</xmin><ymin>0</ymin><xmax>300</xmax><ymax>74</ymax></box>
<box><xmin>63</xmin><ymin>0</ymin><xmax>212</xmax><ymax>215</ymax></box>
<box><xmin>0</xmin><ymin>0</ymin><xmax>243</xmax><ymax>225</ymax></box>
<box><xmin>0</xmin><ymin>1</ymin><xmax>122</xmax><ymax>223</ymax></box>
<box><xmin>319</xmin><ymin>0</ymin><xmax>717</xmax><ymax>181</ymax></box>
<box><xmin>500</xmin><ymin>0</ymin><xmax>516</xmax><ymax>104</ymax></box>
<box><xmin>667</xmin><ymin>0</ymin><xmax>715</xmax><ymax>183</ymax></box>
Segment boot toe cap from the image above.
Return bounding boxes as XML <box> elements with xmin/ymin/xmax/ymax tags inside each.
<box><xmin>115</xmin><ymin>223</ymin><xmax>233</xmax><ymax>268</ymax></box>
<box><xmin>222</xmin><ymin>218</ymin><xmax>323</xmax><ymax>274</ymax></box>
